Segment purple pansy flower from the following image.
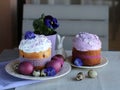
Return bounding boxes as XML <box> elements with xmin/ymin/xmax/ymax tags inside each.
<box><xmin>44</xmin><ymin>67</ymin><xmax>56</xmax><ymax>76</ymax></box>
<box><xmin>44</xmin><ymin>15</ymin><xmax>59</xmax><ymax>30</ymax></box>
<box><xmin>24</xmin><ymin>31</ymin><xmax>35</xmax><ymax>39</ymax></box>
<box><xmin>74</xmin><ymin>58</ymin><xmax>83</xmax><ymax>66</ymax></box>
<box><xmin>33</xmin><ymin>14</ymin><xmax>59</xmax><ymax>35</ymax></box>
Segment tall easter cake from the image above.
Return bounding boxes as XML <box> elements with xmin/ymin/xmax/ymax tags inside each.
<box><xmin>19</xmin><ymin>31</ymin><xmax>52</xmax><ymax>70</ymax></box>
<box><xmin>72</xmin><ymin>32</ymin><xmax>102</xmax><ymax>66</ymax></box>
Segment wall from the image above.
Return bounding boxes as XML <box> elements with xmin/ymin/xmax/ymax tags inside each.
<box><xmin>0</xmin><ymin>0</ymin><xmax>17</xmax><ymax>53</ymax></box>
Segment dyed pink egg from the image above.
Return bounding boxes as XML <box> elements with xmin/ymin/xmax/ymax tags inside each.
<box><xmin>18</xmin><ymin>61</ymin><xmax>34</xmax><ymax>75</ymax></box>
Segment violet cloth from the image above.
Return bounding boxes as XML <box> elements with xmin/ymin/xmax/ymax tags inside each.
<box><xmin>0</xmin><ymin>61</ymin><xmax>42</xmax><ymax>90</ymax></box>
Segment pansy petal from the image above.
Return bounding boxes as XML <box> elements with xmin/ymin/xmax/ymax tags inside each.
<box><xmin>44</xmin><ymin>20</ymin><xmax>51</xmax><ymax>28</ymax></box>
<box><xmin>52</xmin><ymin>24</ymin><xmax>59</xmax><ymax>29</ymax></box>
<box><xmin>24</xmin><ymin>31</ymin><xmax>35</xmax><ymax>39</ymax></box>
<box><xmin>44</xmin><ymin>67</ymin><xmax>56</xmax><ymax>76</ymax></box>
<box><xmin>53</xmin><ymin>18</ymin><xmax>58</xmax><ymax>23</ymax></box>
<box><xmin>44</xmin><ymin>15</ymin><xmax>53</xmax><ymax>20</ymax></box>
<box><xmin>74</xmin><ymin>58</ymin><xmax>83</xmax><ymax>66</ymax></box>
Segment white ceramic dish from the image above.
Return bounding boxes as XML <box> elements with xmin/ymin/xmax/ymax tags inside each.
<box><xmin>66</xmin><ymin>56</ymin><xmax>108</xmax><ymax>69</ymax></box>
<box><xmin>5</xmin><ymin>60</ymin><xmax>71</xmax><ymax>80</ymax></box>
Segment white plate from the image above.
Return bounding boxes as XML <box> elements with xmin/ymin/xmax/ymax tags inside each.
<box><xmin>67</xmin><ymin>56</ymin><xmax>108</xmax><ymax>69</ymax></box>
<box><xmin>5</xmin><ymin>60</ymin><xmax>71</xmax><ymax>80</ymax></box>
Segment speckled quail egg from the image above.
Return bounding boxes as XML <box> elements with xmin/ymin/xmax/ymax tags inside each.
<box><xmin>13</xmin><ymin>63</ymin><xmax>19</xmax><ymax>71</ymax></box>
<box><xmin>32</xmin><ymin>70</ymin><xmax>40</xmax><ymax>77</ymax></box>
<box><xmin>40</xmin><ymin>69</ymin><xmax>46</xmax><ymax>77</ymax></box>
<box><xmin>88</xmin><ymin>69</ymin><xmax>98</xmax><ymax>78</ymax></box>
<box><xmin>76</xmin><ymin>72</ymin><xmax>84</xmax><ymax>81</ymax></box>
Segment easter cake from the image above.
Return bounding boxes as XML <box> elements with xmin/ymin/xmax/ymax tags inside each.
<box><xmin>19</xmin><ymin>31</ymin><xmax>52</xmax><ymax>70</ymax></box>
<box><xmin>72</xmin><ymin>32</ymin><xmax>102</xmax><ymax>66</ymax></box>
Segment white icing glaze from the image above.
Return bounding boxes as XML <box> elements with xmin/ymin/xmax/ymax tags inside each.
<box><xmin>19</xmin><ymin>35</ymin><xmax>51</xmax><ymax>53</ymax></box>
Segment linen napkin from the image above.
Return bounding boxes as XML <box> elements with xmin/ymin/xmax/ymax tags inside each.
<box><xmin>0</xmin><ymin>61</ymin><xmax>42</xmax><ymax>90</ymax></box>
